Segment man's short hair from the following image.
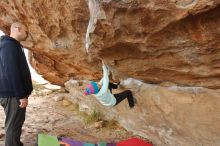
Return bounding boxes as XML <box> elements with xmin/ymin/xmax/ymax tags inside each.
<box><xmin>10</xmin><ymin>22</ymin><xmax>26</xmax><ymax>31</ymax></box>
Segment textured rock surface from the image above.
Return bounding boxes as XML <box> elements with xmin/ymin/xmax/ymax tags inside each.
<box><xmin>0</xmin><ymin>0</ymin><xmax>220</xmax><ymax>88</ymax></box>
<box><xmin>85</xmin><ymin>0</ymin><xmax>220</xmax><ymax>89</ymax></box>
<box><xmin>65</xmin><ymin>79</ymin><xmax>220</xmax><ymax>146</ymax></box>
<box><xmin>0</xmin><ymin>0</ymin><xmax>220</xmax><ymax>145</ymax></box>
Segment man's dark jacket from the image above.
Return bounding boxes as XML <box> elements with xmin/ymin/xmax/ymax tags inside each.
<box><xmin>0</xmin><ymin>35</ymin><xmax>33</xmax><ymax>99</ymax></box>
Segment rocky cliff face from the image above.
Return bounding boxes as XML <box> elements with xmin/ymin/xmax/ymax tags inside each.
<box><xmin>85</xmin><ymin>0</ymin><xmax>220</xmax><ymax>89</ymax></box>
<box><xmin>0</xmin><ymin>0</ymin><xmax>220</xmax><ymax>88</ymax></box>
<box><xmin>0</xmin><ymin>0</ymin><xmax>220</xmax><ymax>145</ymax></box>
<box><xmin>65</xmin><ymin>79</ymin><xmax>220</xmax><ymax>146</ymax></box>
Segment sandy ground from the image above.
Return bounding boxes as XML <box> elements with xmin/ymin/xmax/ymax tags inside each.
<box><xmin>0</xmin><ymin>87</ymin><xmax>136</xmax><ymax>146</ymax></box>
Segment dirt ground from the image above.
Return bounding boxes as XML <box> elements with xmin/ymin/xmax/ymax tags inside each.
<box><xmin>0</xmin><ymin>86</ymin><xmax>137</xmax><ymax>146</ymax></box>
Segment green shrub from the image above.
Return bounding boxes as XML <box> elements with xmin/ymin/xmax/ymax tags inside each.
<box><xmin>82</xmin><ymin>109</ymin><xmax>103</xmax><ymax>124</ymax></box>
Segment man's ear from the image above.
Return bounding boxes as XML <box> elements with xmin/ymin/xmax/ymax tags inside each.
<box><xmin>15</xmin><ymin>27</ymin><xmax>21</xmax><ymax>32</ymax></box>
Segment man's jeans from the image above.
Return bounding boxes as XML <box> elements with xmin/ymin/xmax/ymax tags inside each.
<box><xmin>0</xmin><ymin>97</ymin><xmax>26</xmax><ymax>146</ymax></box>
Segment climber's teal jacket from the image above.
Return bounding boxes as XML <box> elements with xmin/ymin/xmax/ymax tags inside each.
<box><xmin>94</xmin><ymin>64</ymin><xmax>116</xmax><ymax>107</ymax></box>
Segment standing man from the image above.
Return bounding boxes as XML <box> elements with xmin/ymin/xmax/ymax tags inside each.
<box><xmin>0</xmin><ymin>22</ymin><xmax>33</xmax><ymax>146</ymax></box>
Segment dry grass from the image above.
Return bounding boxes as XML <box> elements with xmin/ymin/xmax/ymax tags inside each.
<box><xmin>80</xmin><ymin>109</ymin><xmax>103</xmax><ymax>124</ymax></box>
<box><xmin>78</xmin><ymin>109</ymin><xmax>120</xmax><ymax>129</ymax></box>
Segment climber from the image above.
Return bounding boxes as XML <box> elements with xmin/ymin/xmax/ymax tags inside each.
<box><xmin>83</xmin><ymin>61</ymin><xmax>135</xmax><ymax>108</ymax></box>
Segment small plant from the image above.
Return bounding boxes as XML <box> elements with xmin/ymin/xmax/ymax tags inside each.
<box><xmin>78</xmin><ymin>108</ymin><xmax>120</xmax><ymax>129</ymax></box>
<box><xmin>82</xmin><ymin>109</ymin><xmax>103</xmax><ymax>124</ymax></box>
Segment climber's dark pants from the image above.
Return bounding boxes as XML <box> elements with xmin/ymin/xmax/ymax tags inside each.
<box><xmin>108</xmin><ymin>83</ymin><xmax>118</xmax><ymax>93</ymax></box>
<box><xmin>114</xmin><ymin>90</ymin><xmax>135</xmax><ymax>108</ymax></box>
<box><xmin>108</xmin><ymin>83</ymin><xmax>135</xmax><ymax>108</ymax></box>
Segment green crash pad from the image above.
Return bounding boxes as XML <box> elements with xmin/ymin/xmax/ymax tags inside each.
<box><xmin>38</xmin><ymin>134</ymin><xmax>60</xmax><ymax>146</ymax></box>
